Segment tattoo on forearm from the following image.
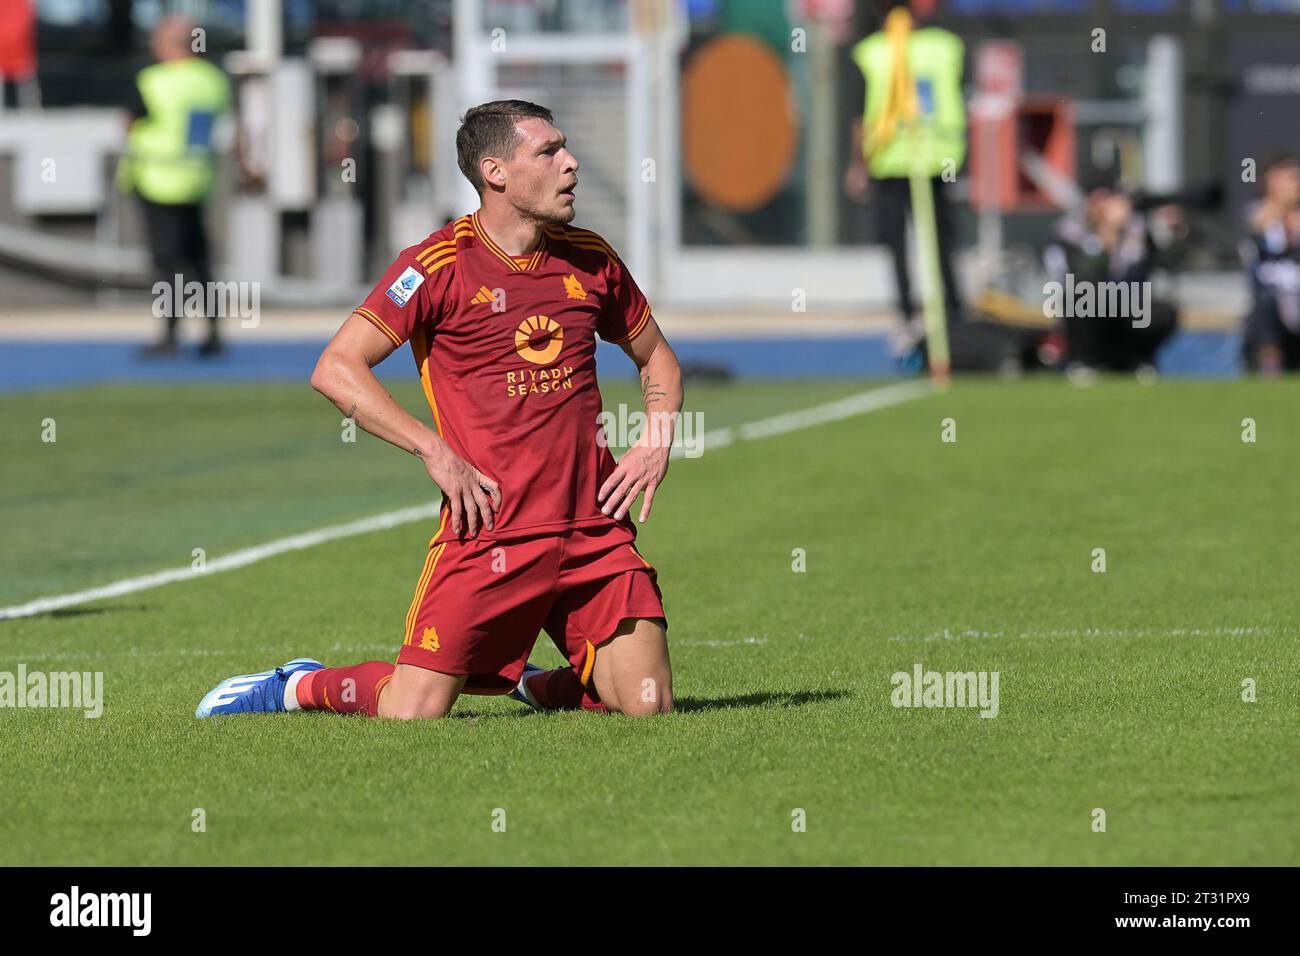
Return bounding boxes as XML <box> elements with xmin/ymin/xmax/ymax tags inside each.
<box><xmin>345</xmin><ymin>403</ymin><xmax>358</xmax><ymax>420</ymax></box>
<box><xmin>640</xmin><ymin>374</ymin><xmax>668</xmax><ymax>404</ymax></box>
<box><xmin>412</xmin><ymin>447</ymin><xmax>424</xmax><ymax>458</ymax></box>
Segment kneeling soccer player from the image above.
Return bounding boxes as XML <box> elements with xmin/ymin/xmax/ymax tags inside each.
<box><xmin>196</xmin><ymin>101</ymin><xmax>678</xmax><ymax>719</ymax></box>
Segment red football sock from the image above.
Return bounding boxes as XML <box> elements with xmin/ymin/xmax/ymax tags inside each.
<box><xmin>525</xmin><ymin>667</ymin><xmax>608</xmax><ymax>714</ymax></box>
<box><xmin>297</xmin><ymin>662</ymin><xmax>394</xmax><ymax>716</ymax></box>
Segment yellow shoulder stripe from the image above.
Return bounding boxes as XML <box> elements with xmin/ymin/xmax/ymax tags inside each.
<box><xmin>545</xmin><ymin>225</ymin><xmax>616</xmax><ymax>251</ymax></box>
<box><xmin>605</xmin><ymin>302</ymin><xmax>651</xmax><ymax>345</ymax></box>
<box><xmin>354</xmin><ymin>307</ymin><xmax>402</xmax><ymax>347</ymax></box>
<box><xmin>416</xmin><ymin>240</ymin><xmax>456</xmax><ymax>264</ymax></box>
<box><xmin>424</xmin><ymin>252</ymin><xmax>456</xmax><ymax>275</ymax></box>
<box><xmin>565</xmin><ymin>228</ymin><xmax>618</xmax><ymax>256</ymax></box>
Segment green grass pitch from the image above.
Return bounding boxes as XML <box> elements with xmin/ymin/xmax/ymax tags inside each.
<box><xmin>1</xmin><ymin>375</ymin><xmax>1297</xmax><ymax>865</ymax></box>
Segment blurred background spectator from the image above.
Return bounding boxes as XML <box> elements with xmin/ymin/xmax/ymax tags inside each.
<box><xmin>1241</xmin><ymin>153</ymin><xmax>1300</xmax><ymax>375</ymax></box>
<box><xmin>846</xmin><ymin>0</ymin><xmax>967</xmax><ymax>355</ymax></box>
<box><xmin>1041</xmin><ymin>177</ymin><xmax>1185</xmax><ymax>378</ymax></box>
<box><xmin>122</xmin><ymin>15</ymin><xmax>231</xmax><ymax>357</ymax></box>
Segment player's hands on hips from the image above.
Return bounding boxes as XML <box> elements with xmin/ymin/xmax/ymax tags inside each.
<box><xmin>422</xmin><ymin>444</ymin><xmax>500</xmax><ymax>537</ymax></box>
<box><xmin>599</xmin><ymin>438</ymin><xmax>670</xmax><ymax>524</ymax></box>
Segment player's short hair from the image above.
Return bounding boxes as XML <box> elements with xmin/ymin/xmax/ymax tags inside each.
<box><xmin>456</xmin><ymin>100</ymin><xmax>555</xmax><ymax>194</ymax></box>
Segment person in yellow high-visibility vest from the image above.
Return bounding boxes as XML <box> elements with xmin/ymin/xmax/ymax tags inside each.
<box><xmin>845</xmin><ymin>0</ymin><xmax>966</xmax><ymax>357</ymax></box>
<box><xmin>122</xmin><ymin>16</ymin><xmax>231</xmax><ymax>358</ymax></box>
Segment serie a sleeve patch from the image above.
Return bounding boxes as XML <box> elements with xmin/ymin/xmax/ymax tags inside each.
<box><xmin>385</xmin><ymin>266</ymin><xmax>425</xmax><ymax>307</ymax></box>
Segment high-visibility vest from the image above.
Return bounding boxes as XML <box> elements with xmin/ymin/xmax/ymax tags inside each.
<box><xmin>121</xmin><ymin>57</ymin><xmax>230</xmax><ymax>204</ymax></box>
<box><xmin>852</xmin><ymin>23</ymin><xmax>966</xmax><ymax>180</ymax></box>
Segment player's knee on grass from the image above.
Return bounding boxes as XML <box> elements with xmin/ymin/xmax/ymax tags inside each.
<box><xmin>593</xmin><ymin>618</ymin><xmax>672</xmax><ymax>717</ymax></box>
<box><xmin>377</xmin><ymin>665</ymin><xmax>465</xmax><ymax>719</ymax></box>
<box><xmin>612</xmin><ymin>679</ymin><xmax>673</xmax><ymax>717</ymax></box>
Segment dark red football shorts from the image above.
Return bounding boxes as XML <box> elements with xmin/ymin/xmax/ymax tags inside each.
<box><xmin>395</xmin><ymin>523</ymin><xmax>666</xmax><ymax>693</ymax></box>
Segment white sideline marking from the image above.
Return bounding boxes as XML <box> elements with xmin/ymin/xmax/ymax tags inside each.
<box><xmin>884</xmin><ymin>625</ymin><xmax>1289</xmax><ymax>643</ymax></box>
<box><xmin>689</xmin><ymin>379</ymin><xmax>932</xmax><ymax>454</ymax></box>
<box><xmin>0</xmin><ymin>505</ymin><xmax>436</xmax><ymax>622</ymax></box>
<box><xmin>1</xmin><ymin>381</ymin><xmax>931</xmax><ymax>622</ymax></box>
<box><xmin>676</xmin><ymin>637</ymin><xmax>769</xmax><ymax>648</ymax></box>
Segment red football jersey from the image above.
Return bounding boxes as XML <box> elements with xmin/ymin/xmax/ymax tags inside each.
<box><xmin>353</xmin><ymin>211</ymin><xmax>653</xmax><ymax>544</ymax></box>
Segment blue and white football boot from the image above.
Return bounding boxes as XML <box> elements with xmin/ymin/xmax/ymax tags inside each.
<box><xmin>195</xmin><ymin>658</ymin><xmax>323</xmax><ymax>718</ymax></box>
<box><xmin>509</xmin><ymin>662</ymin><xmax>548</xmax><ymax>709</ymax></box>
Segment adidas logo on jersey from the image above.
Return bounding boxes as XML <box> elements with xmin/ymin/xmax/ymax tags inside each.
<box><xmin>470</xmin><ymin>285</ymin><xmax>499</xmax><ymax>306</ymax></box>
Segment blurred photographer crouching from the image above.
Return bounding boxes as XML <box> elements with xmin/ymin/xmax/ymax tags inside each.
<box><xmin>1042</xmin><ymin>178</ymin><xmax>1185</xmax><ymax>380</ymax></box>
<box><xmin>1241</xmin><ymin>154</ymin><xmax>1300</xmax><ymax>377</ymax></box>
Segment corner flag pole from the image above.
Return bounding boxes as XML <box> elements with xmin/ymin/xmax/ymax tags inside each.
<box><xmin>909</xmin><ymin>140</ymin><xmax>950</xmax><ymax>389</ymax></box>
